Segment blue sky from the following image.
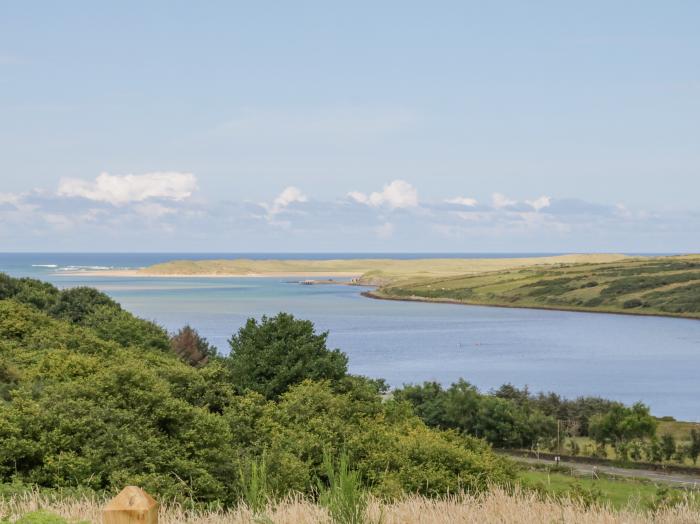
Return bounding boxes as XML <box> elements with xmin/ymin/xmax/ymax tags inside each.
<box><xmin>1</xmin><ymin>1</ymin><xmax>698</xmax><ymax>252</ymax></box>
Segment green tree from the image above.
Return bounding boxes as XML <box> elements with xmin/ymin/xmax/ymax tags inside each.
<box><xmin>588</xmin><ymin>402</ymin><xmax>657</xmax><ymax>454</ymax></box>
<box><xmin>226</xmin><ymin>313</ymin><xmax>348</xmax><ymax>399</ymax></box>
<box><xmin>50</xmin><ymin>286</ymin><xmax>118</xmax><ymax>323</ymax></box>
<box><xmin>687</xmin><ymin>428</ymin><xmax>700</xmax><ymax>465</ymax></box>
<box><xmin>660</xmin><ymin>434</ymin><xmax>677</xmax><ymax>461</ymax></box>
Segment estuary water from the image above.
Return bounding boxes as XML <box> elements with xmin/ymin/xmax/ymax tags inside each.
<box><xmin>1</xmin><ymin>253</ymin><xmax>698</xmax><ymax>420</ymax></box>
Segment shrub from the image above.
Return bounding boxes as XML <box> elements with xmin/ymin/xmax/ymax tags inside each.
<box><xmin>226</xmin><ymin>313</ymin><xmax>348</xmax><ymax>399</ymax></box>
<box><xmin>622</xmin><ymin>298</ymin><xmax>642</xmax><ymax>309</ymax></box>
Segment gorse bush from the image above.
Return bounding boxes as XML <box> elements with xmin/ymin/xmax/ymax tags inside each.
<box><xmin>0</xmin><ymin>273</ymin><xmax>515</xmax><ymax>505</ymax></box>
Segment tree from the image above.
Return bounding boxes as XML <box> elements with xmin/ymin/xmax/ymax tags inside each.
<box><xmin>171</xmin><ymin>325</ymin><xmax>217</xmax><ymax>366</ymax></box>
<box><xmin>226</xmin><ymin>313</ymin><xmax>348</xmax><ymax>399</ymax></box>
<box><xmin>687</xmin><ymin>428</ymin><xmax>700</xmax><ymax>465</ymax></box>
<box><xmin>660</xmin><ymin>434</ymin><xmax>677</xmax><ymax>461</ymax></box>
<box><xmin>588</xmin><ymin>403</ymin><xmax>657</xmax><ymax>454</ymax></box>
<box><xmin>392</xmin><ymin>381</ymin><xmax>449</xmax><ymax>428</ymax></box>
<box><xmin>50</xmin><ymin>286</ymin><xmax>118</xmax><ymax>323</ymax></box>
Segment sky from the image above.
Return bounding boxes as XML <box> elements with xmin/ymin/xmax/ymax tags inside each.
<box><xmin>0</xmin><ymin>1</ymin><xmax>698</xmax><ymax>252</ymax></box>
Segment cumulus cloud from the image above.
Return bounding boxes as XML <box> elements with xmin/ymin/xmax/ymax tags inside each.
<box><xmin>491</xmin><ymin>192</ymin><xmax>517</xmax><ymax>209</ymax></box>
<box><xmin>445</xmin><ymin>196</ymin><xmax>478</xmax><ymax>207</ymax></box>
<box><xmin>0</xmin><ymin>193</ymin><xmax>19</xmax><ymax>205</ymax></box>
<box><xmin>526</xmin><ymin>195</ymin><xmax>551</xmax><ymax>212</ymax></box>
<box><xmin>259</xmin><ymin>186</ymin><xmax>308</xmax><ymax>225</ymax></box>
<box><xmin>348</xmin><ymin>180</ymin><xmax>418</xmax><ymax>209</ymax></box>
<box><xmin>57</xmin><ymin>172</ymin><xmax>198</xmax><ymax>205</ymax></box>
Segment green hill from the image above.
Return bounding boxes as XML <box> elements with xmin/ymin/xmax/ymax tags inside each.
<box><xmin>368</xmin><ymin>255</ymin><xmax>700</xmax><ymax>319</ymax></box>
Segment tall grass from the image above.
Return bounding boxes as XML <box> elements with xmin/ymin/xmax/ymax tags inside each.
<box><xmin>316</xmin><ymin>452</ymin><xmax>367</xmax><ymax>524</ymax></box>
<box><xmin>2</xmin><ymin>487</ymin><xmax>700</xmax><ymax>524</ymax></box>
<box><xmin>238</xmin><ymin>453</ymin><xmax>269</xmax><ymax>516</ymax></box>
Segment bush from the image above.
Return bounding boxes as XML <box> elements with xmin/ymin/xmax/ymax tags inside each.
<box><xmin>226</xmin><ymin>313</ymin><xmax>348</xmax><ymax>399</ymax></box>
<box><xmin>622</xmin><ymin>298</ymin><xmax>642</xmax><ymax>309</ymax></box>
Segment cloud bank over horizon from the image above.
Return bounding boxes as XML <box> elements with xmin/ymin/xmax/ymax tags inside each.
<box><xmin>0</xmin><ymin>172</ymin><xmax>697</xmax><ymax>252</ymax></box>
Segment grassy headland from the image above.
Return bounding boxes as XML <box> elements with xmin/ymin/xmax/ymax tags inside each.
<box><xmin>98</xmin><ymin>253</ymin><xmax>628</xmax><ymax>281</ymax></box>
<box><xmin>115</xmin><ymin>253</ymin><xmax>700</xmax><ymax>319</ymax></box>
<box><xmin>367</xmin><ymin>255</ymin><xmax>700</xmax><ymax>319</ymax></box>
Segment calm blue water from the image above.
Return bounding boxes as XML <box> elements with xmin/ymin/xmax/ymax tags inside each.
<box><xmin>1</xmin><ymin>253</ymin><xmax>698</xmax><ymax>420</ymax></box>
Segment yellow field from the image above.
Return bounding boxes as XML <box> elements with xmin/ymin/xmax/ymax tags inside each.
<box><xmin>133</xmin><ymin>254</ymin><xmax>628</xmax><ymax>282</ymax></box>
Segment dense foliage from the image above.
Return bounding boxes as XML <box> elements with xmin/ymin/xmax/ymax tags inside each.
<box><xmin>393</xmin><ymin>381</ymin><xmax>657</xmax><ymax>452</ymax></box>
<box><xmin>0</xmin><ymin>274</ymin><xmax>514</xmax><ymax>504</ymax></box>
<box><xmin>226</xmin><ymin>313</ymin><xmax>348</xmax><ymax>399</ymax></box>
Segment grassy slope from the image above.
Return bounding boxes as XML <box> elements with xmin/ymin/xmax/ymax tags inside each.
<box><xmin>517</xmin><ymin>469</ymin><xmax>663</xmax><ymax>509</ymax></box>
<box><xmin>369</xmin><ymin>255</ymin><xmax>700</xmax><ymax>319</ymax></box>
<box><xmin>556</xmin><ymin>419</ymin><xmax>700</xmax><ymax>467</ymax></box>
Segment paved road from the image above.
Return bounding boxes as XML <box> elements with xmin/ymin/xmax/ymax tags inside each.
<box><xmin>507</xmin><ymin>454</ymin><xmax>700</xmax><ymax>488</ymax></box>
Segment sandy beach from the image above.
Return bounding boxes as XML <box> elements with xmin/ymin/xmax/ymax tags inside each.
<box><xmin>54</xmin><ymin>269</ymin><xmax>364</xmax><ymax>278</ymax></box>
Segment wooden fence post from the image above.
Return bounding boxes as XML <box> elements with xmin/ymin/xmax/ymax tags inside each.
<box><xmin>103</xmin><ymin>486</ymin><xmax>158</xmax><ymax>524</ymax></box>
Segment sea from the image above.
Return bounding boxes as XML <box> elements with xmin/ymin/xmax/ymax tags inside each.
<box><xmin>1</xmin><ymin>252</ymin><xmax>698</xmax><ymax>420</ymax></box>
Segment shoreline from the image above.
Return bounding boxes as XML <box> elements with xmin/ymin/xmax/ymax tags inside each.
<box><xmin>53</xmin><ymin>269</ymin><xmax>364</xmax><ymax>279</ymax></box>
<box><xmin>361</xmin><ymin>290</ymin><xmax>700</xmax><ymax>321</ymax></box>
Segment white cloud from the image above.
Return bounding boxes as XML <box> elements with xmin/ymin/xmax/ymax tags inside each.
<box><xmin>492</xmin><ymin>192</ymin><xmax>517</xmax><ymax>209</ymax></box>
<box><xmin>526</xmin><ymin>195</ymin><xmax>551</xmax><ymax>212</ymax></box>
<box><xmin>0</xmin><ymin>193</ymin><xmax>20</xmax><ymax>206</ymax></box>
<box><xmin>348</xmin><ymin>180</ymin><xmax>418</xmax><ymax>209</ymax></box>
<box><xmin>259</xmin><ymin>186</ymin><xmax>308</xmax><ymax>225</ymax></box>
<box><xmin>455</xmin><ymin>211</ymin><xmax>492</xmax><ymax>222</ymax></box>
<box><xmin>445</xmin><ymin>196</ymin><xmax>478</xmax><ymax>207</ymax></box>
<box><xmin>57</xmin><ymin>172</ymin><xmax>197</xmax><ymax>205</ymax></box>
<box><xmin>347</xmin><ymin>191</ymin><xmax>369</xmax><ymax>205</ymax></box>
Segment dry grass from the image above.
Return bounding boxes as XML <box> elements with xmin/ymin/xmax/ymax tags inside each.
<box><xmin>2</xmin><ymin>488</ymin><xmax>699</xmax><ymax>524</ymax></box>
<box><xmin>84</xmin><ymin>254</ymin><xmax>630</xmax><ymax>282</ymax></box>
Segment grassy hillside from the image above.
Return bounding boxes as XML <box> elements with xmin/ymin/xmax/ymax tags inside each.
<box><xmin>369</xmin><ymin>255</ymin><xmax>700</xmax><ymax>319</ymax></box>
<box><xmin>137</xmin><ymin>254</ymin><xmax>628</xmax><ymax>282</ymax></box>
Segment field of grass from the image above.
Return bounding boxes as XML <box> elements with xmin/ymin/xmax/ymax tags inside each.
<box><xmin>370</xmin><ymin>255</ymin><xmax>700</xmax><ymax>319</ymax></box>
<box><xmin>3</xmin><ymin>487</ymin><xmax>699</xmax><ymax>524</ymax></box>
<box><xmin>517</xmin><ymin>468</ymin><xmax>662</xmax><ymax>509</ymax></box>
<box><xmin>658</xmin><ymin>419</ymin><xmax>700</xmax><ymax>442</ymax></box>
<box><xmin>135</xmin><ymin>254</ymin><xmax>628</xmax><ymax>282</ymax></box>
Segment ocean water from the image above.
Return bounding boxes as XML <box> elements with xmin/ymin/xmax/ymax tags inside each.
<box><xmin>1</xmin><ymin>253</ymin><xmax>699</xmax><ymax>420</ymax></box>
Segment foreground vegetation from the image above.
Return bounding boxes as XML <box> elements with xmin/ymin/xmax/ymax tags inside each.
<box><xmin>2</xmin><ymin>271</ymin><xmax>698</xmax><ymax>522</ymax></box>
<box><xmin>395</xmin><ymin>381</ymin><xmax>700</xmax><ymax>467</ymax></box>
<box><xmin>370</xmin><ymin>254</ymin><xmax>700</xmax><ymax>318</ymax></box>
<box><xmin>0</xmin><ymin>273</ymin><xmax>513</xmax><ymax>505</ymax></box>
<box><xmin>2</xmin><ymin>487</ymin><xmax>700</xmax><ymax>524</ymax></box>
<box><xmin>519</xmin><ymin>468</ymin><xmax>667</xmax><ymax>509</ymax></box>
